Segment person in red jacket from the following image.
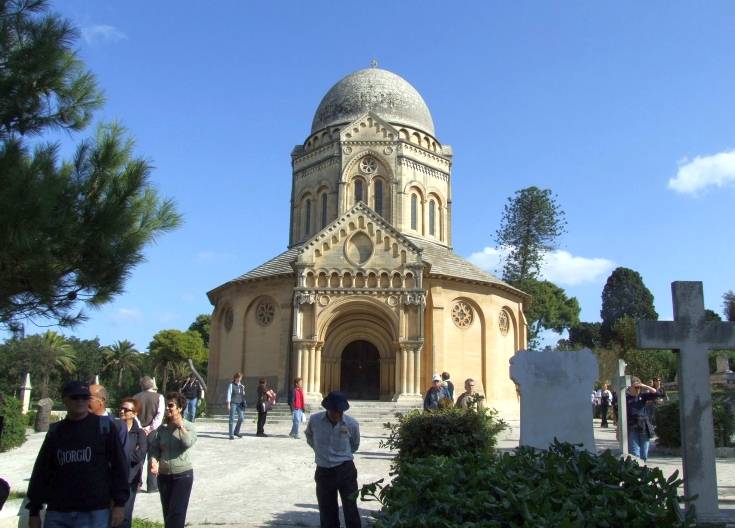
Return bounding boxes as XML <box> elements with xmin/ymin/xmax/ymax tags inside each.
<box><xmin>288</xmin><ymin>377</ymin><xmax>305</xmax><ymax>439</ymax></box>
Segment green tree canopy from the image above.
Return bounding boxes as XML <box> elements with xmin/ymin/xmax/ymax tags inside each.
<box><xmin>600</xmin><ymin>267</ymin><xmax>657</xmax><ymax>346</ymax></box>
<box><xmin>568</xmin><ymin>322</ymin><xmax>602</xmax><ymax>349</ymax></box>
<box><xmin>102</xmin><ymin>339</ymin><xmax>141</xmax><ymax>388</ymax></box>
<box><xmin>148</xmin><ymin>329</ymin><xmax>205</xmax><ymax>393</ymax></box>
<box><xmin>188</xmin><ymin>314</ymin><xmax>211</xmax><ymax>348</ymax></box>
<box><xmin>495</xmin><ymin>186</ymin><xmax>567</xmax><ymax>283</ymax></box>
<box><xmin>0</xmin><ymin>0</ymin><xmax>181</xmax><ymax>331</ymax></box>
<box><xmin>515</xmin><ymin>278</ymin><xmax>580</xmax><ymax>348</ymax></box>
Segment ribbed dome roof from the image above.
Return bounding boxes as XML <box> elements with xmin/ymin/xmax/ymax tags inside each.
<box><xmin>311</xmin><ymin>68</ymin><xmax>435</xmax><ymax>135</ymax></box>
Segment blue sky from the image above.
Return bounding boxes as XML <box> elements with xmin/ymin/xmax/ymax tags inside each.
<box><xmin>28</xmin><ymin>1</ymin><xmax>735</xmax><ymax>350</ymax></box>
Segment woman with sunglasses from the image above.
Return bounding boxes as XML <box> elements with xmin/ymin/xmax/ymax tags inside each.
<box><xmin>149</xmin><ymin>392</ymin><xmax>197</xmax><ymax>528</ymax></box>
<box><xmin>118</xmin><ymin>397</ymin><xmax>147</xmax><ymax>528</ymax></box>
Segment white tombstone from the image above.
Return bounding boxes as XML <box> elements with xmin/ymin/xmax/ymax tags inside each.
<box><xmin>612</xmin><ymin>359</ymin><xmax>630</xmax><ymax>456</ymax></box>
<box><xmin>19</xmin><ymin>373</ymin><xmax>32</xmax><ymax>414</ymax></box>
<box><xmin>510</xmin><ymin>348</ymin><xmax>598</xmax><ymax>451</ymax></box>
<box><xmin>637</xmin><ymin>281</ymin><xmax>735</xmax><ymax>523</ymax></box>
<box><xmin>715</xmin><ymin>354</ymin><xmax>731</xmax><ymax>373</ymax></box>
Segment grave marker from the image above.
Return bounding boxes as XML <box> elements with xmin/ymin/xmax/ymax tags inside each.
<box><xmin>637</xmin><ymin>281</ymin><xmax>735</xmax><ymax>521</ymax></box>
<box><xmin>510</xmin><ymin>348</ymin><xmax>598</xmax><ymax>451</ymax></box>
<box><xmin>612</xmin><ymin>359</ymin><xmax>630</xmax><ymax>456</ymax></box>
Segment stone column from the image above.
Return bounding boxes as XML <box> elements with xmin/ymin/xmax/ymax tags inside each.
<box><xmin>315</xmin><ymin>344</ymin><xmax>323</xmax><ymax>395</ymax></box>
<box><xmin>401</xmin><ymin>346</ymin><xmax>408</xmax><ymax>394</ymax></box>
<box><xmin>407</xmin><ymin>346</ymin><xmax>415</xmax><ymax>395</ymax></box>
<box><xmin>413</xmin><ymin>346</ymin><xmax>422</xmax><ymax>395</ymax></box>
<box><xmin>307</xmin><ymin>345</ymin><xmax>315</xmax><ymax>394</ymax></box>
<box><xmin>19</xmin><ymin>373</ymin><xmax>32</xmax><ymax>415</ymax></box>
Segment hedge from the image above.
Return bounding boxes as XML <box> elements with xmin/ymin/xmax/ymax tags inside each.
<box><xmin>655</xmin><ymin>390</ymin><xmax>735</xmax><ymax>448</ymax></box>
<box><xmin>0</xmin><ymin>395</ymin><xmax>27</xmax><ymax>452</ymax></box>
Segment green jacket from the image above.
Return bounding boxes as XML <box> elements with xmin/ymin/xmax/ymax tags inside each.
<box><xmin>149</xmin><ymin>420</ymin><xmax>197</xmax><ymax>475</ymax></box>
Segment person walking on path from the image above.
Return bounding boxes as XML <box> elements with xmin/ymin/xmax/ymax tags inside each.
<box><xmin>149</xmin><ymin>392</ymin><xmax>197</xmax><ymax>528</ymax></box>
<box><xmin>226</xmin><ymin>372</ymin><xmax>246</xmax><ymax>439</ymax></box>
<box><xmin>89</xmin><ymin>383</ymin><xmax>128</xmax><ymax>448</ymax></box>
<box><xmin>288</xmin><ymin>377</ymin><xmax>306</xmax><ymax>439</ymax></box>
<box><xmin>599</xmin><ymin>384</ymin><xmax>613</xmax><ymax>428</ymax></box>
<box><xmin>256</xmin><ymin>378</ymin><xmax>276</xmax><ymax>437</ymax></box>
<box><xmin>305</xmin><ymin>391</ymin><xmax>361</xmax><ymax>528</ymax></box>
<box><xmin>626</xmin><ymin>377</ymin><xmax>658</xmax><ymax>461</ymax></box>
<box><xmin>117</xmin><ymin>398</ymin><xmax>148</xmax><ymax>528</ymax></box>
<box><xmin>134</xmin><ymin>376</ymin><xmax>165</xmax><ymax>492</ymax></box>
<box><xmin>455</xmin><ymin>378</ymin><xmax>484</xmax><ymax>411</ymax></box>
<box><xmin>26</xmin><ymin>381</ymin><xmax>129</xmax><ymax>528</ymax></box>
<box><xmin>179</xmin><ymin>375</ymin><xmax>203</xmax><ymax>422</ymax></box>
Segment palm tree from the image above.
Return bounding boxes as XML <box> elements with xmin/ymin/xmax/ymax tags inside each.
<box><xmin>36</xmin><ymin>331</ymin><xmax>76</xmax><ymax>398</ymax></box>
<box><xmin>102</xmin><ymin>340</ymin><xmax>142</xmax><ymax>388</ymax></box>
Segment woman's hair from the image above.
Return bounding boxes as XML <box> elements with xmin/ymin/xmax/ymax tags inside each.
<box><xmin>233</xmin><ymin>372</ymin><xmax>242</xmax><ymax>381</ymax></box>
<box><xmin>121</xmin><ymin>397</ymin><xmax>140</xmax><ymax>415</ymax></box>
<box><xmin>630</xmin><ymin>376</ymin><xmax>641</xmax><ymax>385</ymax></box>
<box><xmin>165</xmin><ymin>392</ymin><xmax>187</xmax><ymax>410</ymax></box>
<box><xmin>294</xmin><ymin>377</ymin><xmax>302</xmax><ymax>385</ymax></box>
<box><xmin>259</xmin><ymin>377</ymin><xmax>267</xmax><ymax>385</ymax></box>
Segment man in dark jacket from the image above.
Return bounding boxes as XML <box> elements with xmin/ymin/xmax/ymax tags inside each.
<box><xmin>27</xmin><ymin>381</ymin><xmax>129</xmax><ymax>527</ymax></box>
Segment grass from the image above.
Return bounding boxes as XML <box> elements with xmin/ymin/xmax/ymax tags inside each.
<box><xmin>7</xmin><ymin>490</ymin><xmax>26</xmax><ymax>501</ymax></box>
<box><xmin>132</xmin><ymin>520</ymin><xmax>164</xmax><ymax>528</ymax></box>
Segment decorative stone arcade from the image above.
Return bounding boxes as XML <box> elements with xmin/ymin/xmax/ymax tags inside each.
<box><xmin>291</xmin><ymin>266</ymin><xmax>426</xmax><ymax>402</ymax></box>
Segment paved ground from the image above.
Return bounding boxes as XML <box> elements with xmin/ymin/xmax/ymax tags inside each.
<box><xmin>1</xmin><ymin>418</ymin><xmax>734</xmax><ymax>527</ymax></box>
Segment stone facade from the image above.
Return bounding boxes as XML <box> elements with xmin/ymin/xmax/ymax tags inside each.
<box><xmin>207</xmin><ymin>67</ymin><xmax>528</xmax><ymax>416</ymax></box>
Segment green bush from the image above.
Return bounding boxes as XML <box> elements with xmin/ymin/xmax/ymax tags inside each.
<box><xmin>381</xmin><ymin>407</ymin><xmax>508</xmax><ymax>470</ymax></box>
<box><xmin>655</xmin><ymin>390</ymin><xmax>734</xmax><ymax>448</ymax></box>
<box><xmin>0</xmin><ymin>395</ymin><xmax>27</xmax><ymax>452</ymax></box>
<box><xmin>363</xmin><ymin>441</ymin><xmax>693</xmax><ymax>527</ymax></box>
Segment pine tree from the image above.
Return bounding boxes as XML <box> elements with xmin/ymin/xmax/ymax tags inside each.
<box><xmin>0</xmin><ymin>0</ymin><xmax>181</xmax><ymax>330</ymax></box>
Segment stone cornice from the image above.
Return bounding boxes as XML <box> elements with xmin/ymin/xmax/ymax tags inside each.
<box><xmin>294</xmin><ymin>156</ymin><xmax>340</xmax><ymax>180</ymax></box>
<box><xmin>398</xmin><ymin>157</ymin><xmax>449</xmax><ymax>182</ymax></box>
<box><xmin>398</xmin><ymin>142</ymin><xmax>451</xmax><ymax>168</ymax></box>
<box><xmin>293</xmin><ymin>142</ymin><xmax>338</xmax><ymax>169</ymax></box>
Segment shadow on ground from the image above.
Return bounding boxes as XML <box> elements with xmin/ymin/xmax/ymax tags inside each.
<box><xmin>263</xmin><ymin>503</ymin><xmax>375</xmax><ymax>527</ymax></box>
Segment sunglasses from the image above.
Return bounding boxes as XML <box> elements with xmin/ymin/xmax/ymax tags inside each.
<box><xmin>166</xmin><ymin>403</ymin><xmax>178</xmax><ymax>409</ymax></box>
<box><xmin>119</xmin><ymin>407</ymin><xmax>134</xmax><ymax>413</ymax></box>
<box><xmin>68</xmin><ymin>395</ymin><xmax>90</xmax><ymax>401</ymax></box>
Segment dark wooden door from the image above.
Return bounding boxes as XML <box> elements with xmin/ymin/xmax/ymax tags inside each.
<box><xmin>340</xmin><ymin>340</ymin><xmax>380</xmax><ymax>400</ymax></box>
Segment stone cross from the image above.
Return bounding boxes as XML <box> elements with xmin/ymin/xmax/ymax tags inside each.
<box><xmin>19</xmin><ymin>373</ymin><xmax>32</xmax><ymax>415</ymax></box>
<box><xmin>510</xmin><ymin>349</ymin><xmax>598</xmax><ymax>451</ymax></box>
<box><xmin>637</xmin><ymin>281</ymin><xmax>735</xmax><ymax>521</ymax></box>
<box><xmin>612</xmin><ymin>359</ymin><xmax>630</xmax><ymax>456</ymax></box>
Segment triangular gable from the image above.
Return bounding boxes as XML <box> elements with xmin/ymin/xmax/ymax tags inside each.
<box><xmin>339</xmin><ymin>112</ymin><xmax>399</xmax><ymax>142</ymax></box>
<box><xmin>294</xmin><ymin>201</ymin><xmax>422</xmax><ymax>271</ymax></box>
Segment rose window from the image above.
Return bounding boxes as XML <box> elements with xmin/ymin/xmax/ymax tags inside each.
<box><xmin>256</xmin><ymin>301</ymin><xmax>275</xmax><ymax>326</ymax></box>
<box><xmin>451</xmin><ymin>301</ymin><xmax>473</xmax><ymax>329</ymax></box>
<box><xmin>359</xmin><ymin>157</ymin><xmax>377</xmax><ymax>174</ymax></box>
<box><xmin>499</xmin><ymin>310</ymin><xmax>510</xmax><ymax>336</ymax></box>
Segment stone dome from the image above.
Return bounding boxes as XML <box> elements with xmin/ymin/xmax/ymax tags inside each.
<box><xmin>311</xmin><ymin>68</ymin><xmax>435</xmax><ymax>136</ymax></box>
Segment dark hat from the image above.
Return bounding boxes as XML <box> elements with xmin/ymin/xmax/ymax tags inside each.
<box><xmin>62</xmin><ymin>381</ymin><xmax>90</xmax><ymax>398</ymax></box>
<box><xmin>321</xmin><ymin>391</ymin><xmax>350</xmax><ymax>412</ymax></box>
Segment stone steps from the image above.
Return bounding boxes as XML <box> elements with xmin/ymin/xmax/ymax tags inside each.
<box><xmin>206</xmin><ymin>400</ymin><xmax>422</xmax><ymax>424</ymax></box>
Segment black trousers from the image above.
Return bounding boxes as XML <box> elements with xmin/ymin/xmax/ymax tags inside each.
<box><xmin>119</xmin><ymin>481</ymin><xmax>138</xmax><ymax>528</ymax></box>
<box><xmin>257</xmin><ymin>411</ymin><xmax>267</xmax><ymax>434</ymax></box>
<box><xmin>158</xmin><ymin>470</ymin><xmax>193</xmax><ymax>528</ymax></box>
<box><xmin>600</xmin><ymin>402</ymin><xmax>610</xmax><ymax>427</ymax></box>
<box><xmin>315</xmin><ymin>461</ymin><xmax>361</xmax><ymax>528</ymax></box>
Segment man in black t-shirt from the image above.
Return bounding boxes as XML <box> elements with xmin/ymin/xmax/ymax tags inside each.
<box><xmin>26</xmin><ymin>381</ymin><xmax>129</xmax><ymax>527</ymax></box>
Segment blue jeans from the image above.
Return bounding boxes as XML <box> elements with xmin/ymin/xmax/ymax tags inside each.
<box><xmin>229</xmin><ymin>403</ymin><xmax>245</xmax><ymax>438</ymax></box>
<box><xmin>185</xmin><ymin>398</ymin><xmax>198</xmax><ymax>421</ymax></box>
<box><xmin>628</xmin><ymin>428</ymin><xmax>651</xmax><ymax>461</ymax></box>
<box><xmin>290</xmin><ymin>409</ymin><xmax>303</xmax><ymax>437</ymax></box>
<box><xmin>45</xmin><ymin>509</ymin><xmax>109</xmax><ymax>528</ymax></box>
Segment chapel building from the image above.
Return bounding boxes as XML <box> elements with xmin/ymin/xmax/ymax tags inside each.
<box><xmin>207</xmin><ymin>67</ymin><xmax>529</xmax><ymax>415</ymax></box>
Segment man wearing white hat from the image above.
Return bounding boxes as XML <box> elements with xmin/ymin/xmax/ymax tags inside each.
<box><xmin>423</xmin><ymin>373</ymin><xmax>450</xmax><ymax>411</ymax></box>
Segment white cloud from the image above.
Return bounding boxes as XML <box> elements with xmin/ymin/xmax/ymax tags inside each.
<box><xmin>81</xmin><ymin>25</ymin><xmax>127</xmax><ymax>45</ymax></box>
<box><xmin>111</xmin><ymin>308</ymin><xmax>143</xmax><ymax>323</ymax></box>
<box><xmin>540</xmin><ymin>250</ymin><xmax>615</xmax><ymax>286</ymax></box>
<box><xmin>669</xmin><ymin>149</ymin><xmax>735</xmax><ymax>195</ymax></box>
<box><xmin>467</xmin><ymin>247</ymin><xmax>614</xmax><ymax>286</ymax></box>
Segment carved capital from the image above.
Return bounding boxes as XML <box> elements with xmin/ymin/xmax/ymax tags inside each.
<box><xmin>402</xmin><ymin>292</ymin><xmax>426</xmax><ymax>306</ymax></box>
<box><xmin>294</xmin><ymin>292</ymin><xmax>317</xmax><ymax>306</ymax></box>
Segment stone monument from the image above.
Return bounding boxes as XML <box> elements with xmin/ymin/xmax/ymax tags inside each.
<box><xmin>637</xmin><ymin>281</ymin><xmax>735</xmax><ymax>522</ymax></box>
<box><xmin>19</xmin><ymin>373</ymin><xmax>32</xmax><ymax>415</ymax></box>
<box><xmin>711</xmin><ymin>354</ymin><xmax>734</xmax><ymax>386</ymax></box>
<box><xmin>33</xmin><ymin>398</ymin><xmax>53</xmax><ymax>433</ymax></box>
<box><xmin>510</xmin><ymin>348</ymin><xmax>598</xmax><ymax>451</ymax></box>
<box><xmin>612</xmin><ymin>359</ymin><xmax>630</xmax><ymax>456</ymax></box>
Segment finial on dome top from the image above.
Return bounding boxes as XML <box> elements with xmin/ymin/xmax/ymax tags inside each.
<box><xmin>370</xmin><ymin>58</ymin><xmax>378</xmax><ymax>68</ymax></box>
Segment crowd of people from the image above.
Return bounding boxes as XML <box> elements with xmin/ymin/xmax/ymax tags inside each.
<box><xmin>422</xmin><ymin>371</ymin><xmax>485</xmax><ymax>412</ymax></box>
<box><xmin>591</xmin><ymin>376</ymin><xmax>669</xmax><ymax>462</ymax></box>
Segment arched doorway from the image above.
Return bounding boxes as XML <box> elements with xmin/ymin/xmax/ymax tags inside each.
<box><xmin>340</xmin><ymin>340</ymin><xmax>380</xmax><ymax>400</ymax></box>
